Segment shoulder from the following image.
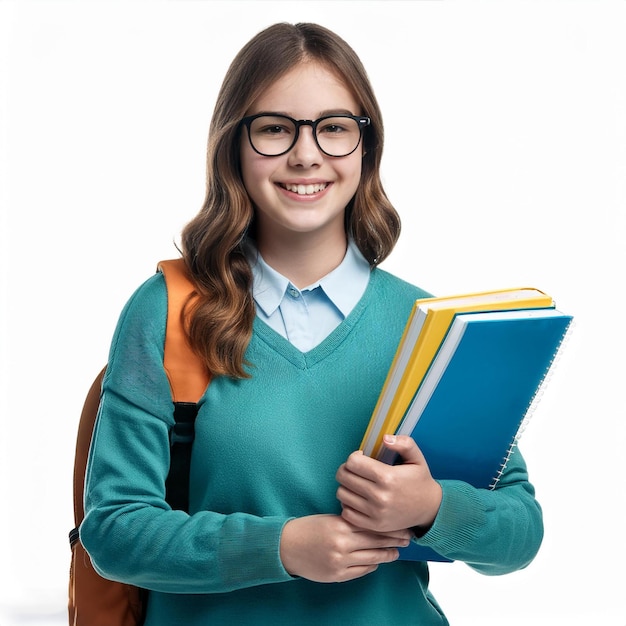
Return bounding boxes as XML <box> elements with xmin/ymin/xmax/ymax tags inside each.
<box><xmin>357</xmin><ymin>269</ymin><xmax>433</xmax><ymax>337</ymax></box>
<box><xmin>103</xmin><ymin>271</ymin><xmax>173</xmax><ymax>408</ymax></box>
<box><xmin>114</xmin><ymin>272</ymin><xmax>167</xmax><ymax>330</ymax></box>
<box><xmin>370</xmin><ymin>267</ymin><xmax>433</xmax><ymax>302</ymax></box>
<box><xmin>106</xmin><ymin>272</ymin><xmax>168</xmax><ymax>361</ymax></box>
<box><xmin>120</xmin><ymin>271</ymin><xmax>167</xmax><ymax>315</ymax></box>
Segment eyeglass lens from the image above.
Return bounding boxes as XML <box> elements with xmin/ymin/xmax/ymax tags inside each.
<box><xmin>247</xmin><ymin>115</ymin><xmax>362</xmax><ymax>157</ymax></box>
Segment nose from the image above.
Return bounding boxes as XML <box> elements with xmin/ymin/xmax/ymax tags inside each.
<box><xmin>288</xmin><ymin>125</ymin><xmax>323</xmax><ymax>168</ymax></box>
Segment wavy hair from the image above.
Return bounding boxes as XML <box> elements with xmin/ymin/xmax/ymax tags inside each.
<box><xmin>180</xmin><ymin>22</ymin><xmax>401</xmax><ymax>378</ymax></box>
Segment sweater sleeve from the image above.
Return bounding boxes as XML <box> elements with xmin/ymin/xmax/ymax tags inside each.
<box><xmin>80</xmin><ymin>273</ymin><xmax>294</xmax><ymax>594</ymax></box>
<box><xmin>412</xmin><ymin>448</ymin><xmax>544</xmax><ymax>574</ymax></box>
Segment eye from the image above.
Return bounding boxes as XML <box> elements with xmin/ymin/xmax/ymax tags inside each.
<box><xmin>318</xmin><ymin>121</ymin><xmax>349</xmax><ymax>135</ymax></box>
<box><xmin>259</xmin><ymin>124</ymin><xmax>290</xmax><ymax>135</ymax></box>
<box><xmin>250</xmin><ymin>115</ymin><xmax>295</xmax><ymax>138</ymax></box>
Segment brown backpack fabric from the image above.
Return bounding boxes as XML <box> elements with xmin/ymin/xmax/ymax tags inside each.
<box><xmin>68</xmin><ymin>259</ymin><xmax>210</xmax><ymax>625</ymax></box>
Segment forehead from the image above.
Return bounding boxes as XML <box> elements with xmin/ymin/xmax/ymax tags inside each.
<box><xmin>247</xmin><ymin>61</ymin><xmax>360</xmax><ymax>117</ymax></box>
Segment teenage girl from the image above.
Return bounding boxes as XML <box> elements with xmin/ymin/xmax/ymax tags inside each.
<box><xmin>81</xmin><ymin>22</ymin><xmax>543</xmax><ymax>625</ymax></box>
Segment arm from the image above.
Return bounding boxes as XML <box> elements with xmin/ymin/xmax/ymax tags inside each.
<box><xmin>81</xmin><ymin>274</ymin><xmax>412</xmax><ymax>593</ymax></box>
<box><xmin>336</xmin><ymin>434</ymin><xmax>543</xmax><ymax>574</ymax></box>
<box><xmin>80</xmin><ymin>274</ymin><xmax>292</xmax><ymax>593</ymax></box>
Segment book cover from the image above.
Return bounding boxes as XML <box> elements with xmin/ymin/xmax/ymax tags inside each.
<box><xmin>387</xmin><ymin>307</ymin><xmax>573</xmax><ymax>561</ymax></box>
<box><xmin>361</xmin><ymin>288</ymin><xmax>555</xmax><ymax>459</ymax></box>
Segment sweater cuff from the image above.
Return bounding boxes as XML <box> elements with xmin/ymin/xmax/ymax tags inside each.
<box><xmin>412</xmin><ymin>480</ymin><xmax>487</xmax><ymax>556</ymax></box>
<box><xmin>217</xmin><ymin>515</ymin><xmax>296</xmax><ymax>590</ymax></box>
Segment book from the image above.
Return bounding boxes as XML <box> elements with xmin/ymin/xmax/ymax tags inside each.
<box><xmin>361</xmin><ymin>287</ymin><xmax>555</xmax><ymax>459</ymax></box>
<box><xmin>389</xmin><ymin>307</ymin><xmax>573</xmax><ymax>562</ymax></box>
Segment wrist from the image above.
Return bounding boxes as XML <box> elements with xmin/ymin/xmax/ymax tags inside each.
<box><xmin>415</xmin><ymin>480</ymin><xmax>443</xmax><ymax>534</ymax></box>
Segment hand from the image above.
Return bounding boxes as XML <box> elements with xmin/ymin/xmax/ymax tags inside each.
<box><xmin>279</xmin><ymin>514</ymin><xmax>412</xmax><ymax>583</ymax></box>
<box><xmin>335</xmin><ymin>435</ymin><xmax>442</xmax><ymax>534</ymax></box>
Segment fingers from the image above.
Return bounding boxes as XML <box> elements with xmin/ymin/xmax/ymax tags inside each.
<box><xmin>381</xmin><ymin>434</ymin><xmax>426</xmax><ymax>465</ymax></box>
<box><xmin>336</xmin><ymin>485</ymin><xmax>369</xmax><ymax>517</ymax></box>
<box><xmin>338</xmin><ymin>450</ymin><xmax>384</xmax><ymax>484</ymax></box>
<box><xmin>336</xmin><ymin>529</ymin><xmax>407</xmax><ymax>581</ymax></box>
<box><xmin>336</xmin><ymin>438</ymin><xmax>440</xmax><ymax>533</ymax></box>
<box><xmin>346</xmin><ymin>547</ymin><xmax>400</xmax><ymax>570</ymax></box>
<box><xmin>337</xmin><ymin>437</ymin><xmax>427</xmax><ymax>488</ymax></box>
<box><xmin>339</xmin><ymin>502</ymin><xmax>375</xmax><ymax>530</ymax></box>
<box><xmin>332</xmin><ymin>547</ymin><xmax>399</xmax><ymax>583</ymax></box>
<box><xmin>280</xmin><ymin>515</ymin><xmax>408</xmax><ymax>584</ymax></box>
<box><xmin>350</xmin><ymin>524</ymin><xmax>413</xmax><ymax>547</ymax></box>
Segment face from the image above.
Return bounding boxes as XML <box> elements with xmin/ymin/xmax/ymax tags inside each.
<box><xmin>240</xmin><ymin>61</ymin><xmax>364</xmax><ymax>251</ymax></box>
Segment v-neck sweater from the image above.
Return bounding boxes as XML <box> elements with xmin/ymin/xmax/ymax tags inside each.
<box><xmin>81</xmin><ymin>267</ymin><xmax>543</xmax><ymax>626</ymax></box>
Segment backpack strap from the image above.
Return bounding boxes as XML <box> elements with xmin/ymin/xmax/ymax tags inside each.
<box><xmin>158</xmin><ymin>258</ymin><xmax>210</xmax><ymax>511</ymax></box>
<box><xmin>157</xmin><ymin>258</ymin><xmax>211</xmax><ymax>403</ymax></box>
<box><xmin>71</xmin><ymin>259</ymin><xmax>209</xmax><ymax>527</ymax></box>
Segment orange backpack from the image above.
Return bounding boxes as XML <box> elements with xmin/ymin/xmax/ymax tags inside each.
<box><xmin>68</xmin><ymin>259</ymin><xmax>210</xmax><ymax>625</ymax></box>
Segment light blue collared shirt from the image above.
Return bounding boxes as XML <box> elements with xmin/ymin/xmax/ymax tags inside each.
<box><xmin>247</xmin><ymin>239</ymin><xmax>371</xmax><ymax>352</ymax></box>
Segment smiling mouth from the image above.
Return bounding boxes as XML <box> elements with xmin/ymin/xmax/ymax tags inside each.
<box><xmin>280</xmin><ymin>183</ymin><xmax>329</xmax><ymax>195</ymax></box>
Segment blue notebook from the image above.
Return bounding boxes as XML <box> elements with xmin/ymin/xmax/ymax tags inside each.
<box><xmin>385</xmin><ymin>307</ymin><xmax>573</xmax><ymax>562</ymax></box>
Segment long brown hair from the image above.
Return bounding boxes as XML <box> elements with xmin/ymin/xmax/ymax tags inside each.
<box><xmin>180</xmin><ymin>22</ymin><xmax>401</xmax><ymax>378</ymax></box>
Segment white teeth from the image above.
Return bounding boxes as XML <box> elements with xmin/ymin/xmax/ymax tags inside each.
<box><xmin>283</xmin><ymin>183</ymin><xmax>327</xmax><ymax>195</ymax></box>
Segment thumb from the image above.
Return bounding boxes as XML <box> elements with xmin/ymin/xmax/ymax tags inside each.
<box><xmin>382</xmin><ymin>434</ymin><xmax>426</xmax><ymax>465</ymax></box>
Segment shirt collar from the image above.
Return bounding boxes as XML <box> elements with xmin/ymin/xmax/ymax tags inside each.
<box><xmin>246</xmin><ymin>239</ymin><xmax>371</xmax><ymax>318</ymax></box>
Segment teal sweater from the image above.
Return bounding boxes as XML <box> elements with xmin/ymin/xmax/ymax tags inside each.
<box><xmin>81</xmin><ymin>268</ymin><xmax>543</xmax><ymax>625</ymax></box>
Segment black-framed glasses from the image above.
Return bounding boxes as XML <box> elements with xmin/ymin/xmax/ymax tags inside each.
<box><xmin>240</xmin><ymin>114</ymin><xmax>370</xmax><ymax>157</ymax></box>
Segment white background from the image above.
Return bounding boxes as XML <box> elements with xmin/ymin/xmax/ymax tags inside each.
<box><xmin>1</xmin><ymin>1</ymin><xmax>625</xmax><ymax>624</ymax></box>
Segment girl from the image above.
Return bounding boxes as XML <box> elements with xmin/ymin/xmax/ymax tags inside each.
<box><xmin>80</xmin><ymin>22</ymin><xmax>543</xmax><ymax>625</ymax></box>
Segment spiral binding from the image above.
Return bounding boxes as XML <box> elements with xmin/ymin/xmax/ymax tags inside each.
<box><xmin>488</xmin><ymin>316</ymin><xmax>576</xmax><ymax>489</ymax></box>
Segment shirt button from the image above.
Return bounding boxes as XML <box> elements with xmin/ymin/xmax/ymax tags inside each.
<box><xmin>288</xmin><ymin>287</ymin><xmax>300</xmax><ymax>298</ymax></box>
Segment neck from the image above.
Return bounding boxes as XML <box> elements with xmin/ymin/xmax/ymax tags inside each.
<box><xmin>257</xmin><ymin>231</ymin><xmax>348</xmax><ymax>289</ymax></box>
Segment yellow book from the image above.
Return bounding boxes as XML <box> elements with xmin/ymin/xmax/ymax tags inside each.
<box><xmin>360</xmin><ymin>287</ymin><xmax>555</xmax><ymax>459</ymax></box>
